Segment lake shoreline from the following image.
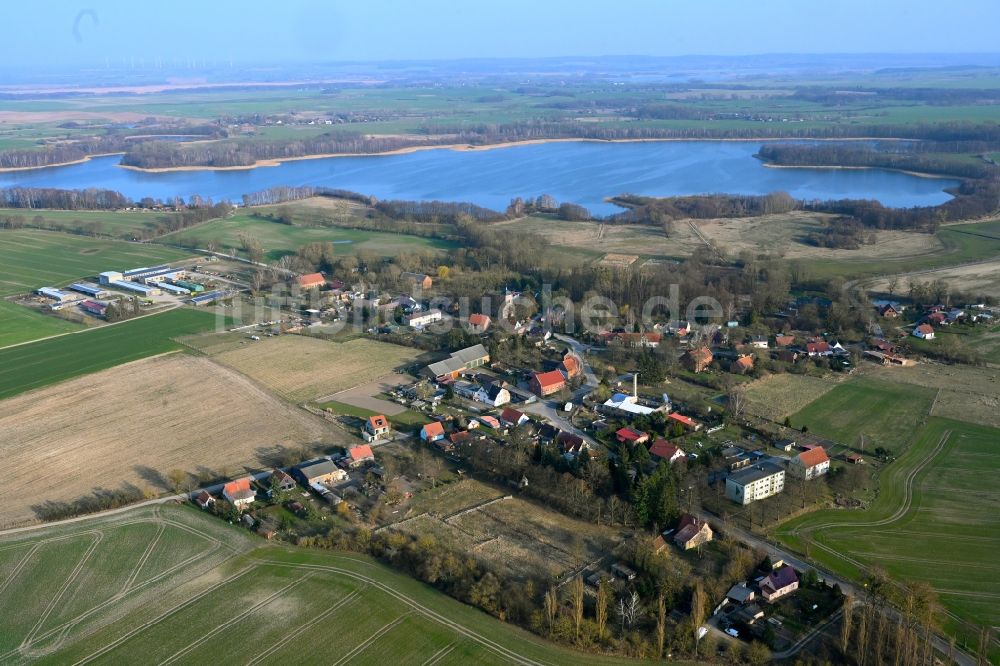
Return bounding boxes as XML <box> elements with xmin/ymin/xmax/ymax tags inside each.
<box><xmin>112</xmin><ymin>136</ymin><xmax>924</xmax><ymax>174</ymax></box>
<box><xmin>0</xmin><ymin>152</ymin><xmax>126</xmax><ymax>174</ymax></box>
<box><xmin>758</xmin><ymin>162</ymin><xmax>959</xmax><ymax>181</ymax></box>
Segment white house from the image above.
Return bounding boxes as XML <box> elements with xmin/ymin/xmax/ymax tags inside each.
<box><xmin>406</xmin><ymin>309</ymin><xmax>443</xmax><ymax>329</ymax></box>
<box><xmin>789</xmin><ymin>447</ymin><xmax>830</xmax><ymax>480</ymax></box>
<box><xmin>913</xmin><ymin>324</ymin><xmax>935</xmax><ymax>340</ymax></box>
<box><xmin>222</xmin><ymin>478</ymin><xmax>256</xmax><ymax>510</ymax></box>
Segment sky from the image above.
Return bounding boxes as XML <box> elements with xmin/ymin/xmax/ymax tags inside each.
<box><xmin>2</xmin><ymin>0</ymin><xmax>999</xmax><ymax>68</ymax></box>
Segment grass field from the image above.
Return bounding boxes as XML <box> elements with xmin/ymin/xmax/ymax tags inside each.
<box><xmin>163</xmin><ymin>212</ymin><xmax>455</xmax><ymax>261</ymax></box>
<box><xmin>0</xmin><ymin>207</ymin><xmax>185</xmax><ymax>239</ymax></box>
<box><xmin>0</xmin><ymin>300</ymin><xmax>82</xmax><ymax>348</ymax></box>
<box><xmin>210</xmin><ymin>335</ymin><xmax>424</xmax><ymax>402</ymax></box>
<box><xmin>0</xmin><ymin>504</ymin><xmax>645</xmax><ymax>665</ymax></box>
<box><xmin>0</xmin><ymin>354</ymin><xmax>331</xmax><ymax>527</ymax></box>
<box><xmin>0</xmin><ymin>229</ymin><xmax>191</xmax><ymax>296</ymax></box>
<box><xmin>789</xmin><ymin>375</ymin><xmax>937</xmax><ymax>454</ymax></box>
<box><xmin>777</xmin><ymin>418</ymin><xmax>1000</xmax><ymax>655</ymax></box>
<box><xmin>0</xmin><ymin>308</ymin><xmax>221</xmax><ymax>400</ymax></box>
<box><xmin>742</xmin><ymin>373</ymin><xmax>846</xmax><ymax>422</ymax></box>
<box><xmin>864</xmin><ymin>362</ymin><xmax>1000</xmax><ymax>428</ymax></box>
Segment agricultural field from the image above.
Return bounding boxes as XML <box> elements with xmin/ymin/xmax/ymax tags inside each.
<box><xmin>867</xmin><ymin>255</ymin><xmax>1000</xmax><ymax>302</ymax></box>
<box><xmin>777</xmin><ymin>418</ymin><xmax>1000</xmax><ymax>652</ymax></box>
<box><xmin>742</xmin><ymin>373</ymin><xmax>846</xmax><ymax>422</ymax></box>
<box><xmin>0</xmin><ymin>229</ymin><xmax>191</xmax><ymax>296</ymax></box>
<box><xmin>0</xmin><ymin>354</ymin><xmax>332</xmax><ymax>527</ymax></box>
<box><xmin>0</xmin><ymin>308</ymin><xmax>221</xmax><ymax>400</ymax></box>
<box><xmin>0</xmin><ymin>299</ymin><xmax>82</xmax><ymax>348</ymax></box>
<box><xmin>0</xmin><ymin>504</ymin><xmax>638</xmax><ymax>666</ymax></box>
<box><xmin>0</xmin><ymin>207</ymin><xmax>187</xmax><ymax>239</ymax></box>
<box><xmin>163</xmin><ymin>212</ymin><xmax>455</xmax><ymax>261</ymax></box>
<box><xmin>864</xmin><ymin>362</ymin><xmax>1000</xmax><ymax>428</ymax></box>
<box><xmin>209</xmin><ymin>335</ymin><xmax>424</xmax><ymax>402</ymax></box>
<box><xmin>386</xmin><ymin>479</ymin><xmax>621</xmax><ymax>582</ymax></box>
<box><xmin>788</xmin><ymin>375</ymin><xmax>937</xmax><ymax>454</ymax></box>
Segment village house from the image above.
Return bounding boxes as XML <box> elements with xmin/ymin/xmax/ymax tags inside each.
<box><xmin>467</xmin><ymin>313</ymin><xmax>492</xmax><ymax>332</ymax></box>
<box><xmin>667</xmin><ymin>412</ymin><xmax>701</xmax><ymax>432</ymax></box>
<box><xmin>682</xmin><ymin>346</ymin><xmax>714</xmax><ymax>373</ymax></box>
<box><xmin>673</xmin><ymin>514</ymin><xmax>713</xmax><ymax>550</ymax></box>
<box><xmin>602</xmin><ymin>331</ymin><xmax>661</xmax><ymax>349</ymax></box>
<box><xmin>878</xmin><ymin>303</ymin><xmax>901</xmax><ymax>318</ymax></box>
<box><xmin>222</xmin><ymin>478</ymin><xmax>256</xmax><ymax>510</ymax></box>
<box><xmin>806</xmin><ymin>340</ymin><xmax>832</xmax><ymax>356</ymax></box>
<box><xmin>474</xmin><ymin>381</ymin><xmax>511</xmax><ymax>407</ymax></box>
<box><xmin>760</xmin><ymin>566</ymin><xmax>799</xmax><ymax>602</ymax></box>
<box><xmin>556</xmin><ymin>432</ymin><xmax>587</xmax><ymax>458</ymax></box>
<box><xmin>420</xmin><ymin>421</ymin><xmax>446</xmax><ymax>443</ymax></box>
<box><xmin>726</xmin><ymin>582</ymin><xmax>755</xmax><ymax>605</ymax></box>
<box><xmin>774</xmin><ymin>334</ymin><xmax>795</xmax><ymax>347</ymax></box>
<box><xmin>406</xmin><ymin>309</ymin><xmax>443</xmax><ymax>330</ymax></box>
<box><xmin>726</xmin><ymin>463</ymin><xmax>785</xmax><ymax>505</ymax></box>
<box><xmin>348</xmin><ymin>444</ymin><xmax>375</xmax><ymax>467</ymax></box>
<box><xmin>847</xmin><ymin>453</ymin><xmax>865</xmax><ymax>464</ymax></box>
<box><xmin>297</xmin><ymin>273</ymin><xmax>326</xmax><ymax>290</ymax></box>
<box><xmin>750</xmin><ymin>335</ymin><xmax>769</xmax><ymax>349</ymax></box>
<box><xmin>195</xmin><ymin>490</ymin><xmax>215</xmax><ymax>510</ymax></box>
<box><xmin>400</xmin><ymin>272</ymin><xmax>433</xmax><ymax>290</ymax></box>
<box><xmin>363</xmin><ymin>414</ymin><xmax>391</xmax><ymax>443</ymax></box>
<box><xmin>616</xmin><ymin>427</ymin><xmax>649</xmax><ymax>445</ymax></box>
<box><xmin>560</xmin><ymin>351</ymin><xmax>583</xmax><ymax>380</ymax></box>
<box><xmin>731</xmin><ymin>354</ymin><xmax>754</xmax><ymax>375</ymax></box>
<box><xmin>913</xmin><ymin>323</ymin><xmax>935</xmax><ymax>340</ymax></box>
<box><xmin>270</xmin><ymin>469</ymin><xmax>296</xmax><ymax>492</ymax></box>
<box><xmin>530</xmin><ymin>369</ymin><xmax>566</xmax><ymax>397</ymax></box>
<box><xmin>649</xmin><ymin>438</ymin><xmax>687</xmax><ymax>464</ymax></box>
<box><xmin>789</xmin><ymin>446</ymin><xmax>830</xmax><ymax>480</ymax></box>
<box><xmin>499</xmin><ymin>407</ymin><xmax>529</xmax><ymax>427</ymax></box>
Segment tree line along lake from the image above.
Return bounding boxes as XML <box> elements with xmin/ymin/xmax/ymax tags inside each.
<box><xmin>0</xmin><ymin>140</ymin><xmax>959</xmax><ymax>214</ymax></box>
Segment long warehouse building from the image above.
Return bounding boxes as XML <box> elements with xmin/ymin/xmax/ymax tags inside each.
<box><xmin>69</xmin><ymin>282</ymin><xmax>110</xmax><ymax>298</ymax></box>
<box><xmin>110</xmin><ymin>280</ymin><xmax>161</xmax><ymax>296</ymax></box>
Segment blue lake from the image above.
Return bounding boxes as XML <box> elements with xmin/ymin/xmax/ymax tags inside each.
<box><xmin>0</xmin><ymin>141</ymin><xmax>958</xmax><ymax>214</ymax></box>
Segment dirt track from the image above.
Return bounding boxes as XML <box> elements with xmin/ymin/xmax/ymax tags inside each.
<box><xmin>0</xmin><ymin>354</ymin><xmax>331</xmax><ymax>528</ymax></box>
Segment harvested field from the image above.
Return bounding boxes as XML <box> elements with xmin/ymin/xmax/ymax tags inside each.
<box><xmin>864</xmin><ymin>362</ymin><xmax>1000</xmax><ymax>428</ymax></box>
<box><xmin>0</xmin><ymin>354</ymin><xmax>332</xmax><ymax>528</ymax></box>
<box><xmin>388</xmin><ymin>479</ymin><xmax>620</xmax><ymax>582</ymax></box>
<box><xmin>212</xmin><ymin>335</ymin><xmax>422</xmax><ymax>402</ymax></box>
<box><xmin>743</xmin><ymin>373</ymin><xmax>845</xmax><ymax>421</ymax></box>
<box><xmin>867</xmin><ymin>257</ymin><xmax>1000</xmax><ymax>301</ymax></box>
<box><xmin>321</xmin><ymin>374</ymin><xmax>413</xmax><ymax>415</ymax></box>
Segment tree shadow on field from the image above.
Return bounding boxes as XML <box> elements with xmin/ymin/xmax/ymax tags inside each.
<box><xmin>255</xmin><ymin>442</ymin><xmax>329</xmax><ymax>469</ymax></box>
<box><xmin>134</xmin><ymin>465</ymin><xmax>170</xmax><ymax>491</ymax></box>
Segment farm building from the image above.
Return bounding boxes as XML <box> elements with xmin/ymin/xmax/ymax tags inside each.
<box><xmin>530</xmin><ymin>370</ymin><xmax>566</xmax><ymax>397</ymax></box>
<box><xmin>158</xmin><ymin>283</ymin><xmax>191</xmax><ymax>296</ymax></box>
<box><xmin>36</xmin><ymin>287</ymin><xmax>74</xmax><ymax>303</ymax></box>
<box><xmin>222</xmin><ymin>478</ymin><xmax>256</xmax><ymax>509</ymax></box>
<box><xmin>616</xmin><ymin>427</ymin><xmax>649</xmax><ymax>445</ymax></box>
<box><xmin>80</xmin><ymin>300</ymin><xmax>110</xmax><ymax>317</ymax></box>
<box><xmin>298</xmin><ymin>273</ymin><xmax>326</xmax><ymax>290</ymax></box>
<box><xmin>110</xmin><ymin>280</ymin><xmax>161</xmax><ymax>296</ymax></box>
<box><xmin>122</xmin><ymin>265</ymin><xmax>171</xmax><ymax>280</ymax></box>
<box><xmin>173</xmin><ymin>279</ymin><xmax>205</xmax><ymax>293</ymax></box>
<box><xmin>69</xmin><ymin>282</ymin><xmax>110</xmax><ymax>298</ymax></box>
<box><xmin>667</xmin><ymin>412</ymin><xmax>701</xmax><ymax>431</ymax></box>
<box><xmin>270</xmin><ymin>469</ymin><xmax>296</xmax><ymax>492</ymax></box>
<box><xmin>195</xmin><ymin>490</ymin><xmax>215</xmax><ymax>510</ymax></box>
<box><xmin>98</xmin><ymin>271</ymin><xmax>124</xmax><ymax>285</ymax></box>
<box><xmin>189</xmin><ymin>290</ymin><xmax>227</xmax><ymax>305</ymax></box>
<box><xmin>424</xmin><ymin>344</ymin><xmax>490</xmax><ymax>379</ymax></box>
<box><xmin>297</xmin><ymin>460</ymin><xmax>347</xmax><ymax>486</ymax></box>
<box><xmin>726</xmin><ymin>463</ymin><xmax>785</xmax><ymax>505</ymax></box>
<box><xmin>400</xmin><ymin>272</ymin><xmax>433</xmax><ymax>290</ymax></box>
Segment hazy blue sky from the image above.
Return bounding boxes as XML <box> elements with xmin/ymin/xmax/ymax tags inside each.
<box><xmin>3</xmin><ymin>0</ymin><xmax>999</xmax><ymax>67</ymax></box>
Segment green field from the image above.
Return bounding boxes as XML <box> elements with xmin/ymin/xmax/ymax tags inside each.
<box><xmin>778</xmin><ymin>418</ymin><xmax>1000</xmax><ymax>656</ymax></box>
<box><xmin>0</xmin><ymin>300</ymin><xmax>83</xmax><ymax>348</ymax></box>
<box><xmin>0</xmin><ymin>229</ymin><xmax>191</xmax><ymax>296</ymax></box>
<box><xmin>163</xmin><ymin>213</ymin><xmax>455</xmax><ymax>261</ymax></box>
<box><xmin>789</xmin><ymin>375</ymin><xmax>937</xmax><ymax>453</ymax></box>
<box><xmin>0</xmin><ymin>308</ymin><xmax>220</xmax><ymax>400</ymax></box>
<box><xmin>0</xmin><ymin>504</ymin><xmax>648</xmax><ymax>665</ymax></box>
<box><xmin>0</xmin><ymin>207</ymin><xmax>185</xmax><ymax>239</ymax></box>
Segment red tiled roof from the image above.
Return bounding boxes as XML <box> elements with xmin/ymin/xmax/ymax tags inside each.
<box><xmin>349</xmin><ymin>444</ymin><xmax>374</xmax><ymax>461</ymax></box>
<box><xmin>421</xmin><ymin>422</ymin><xmax>445</xmax><ymax>438</ymax></box>
<box><xmin>916</xmin><ymin>324</ymin><xmax>934</xmax><ymax>334</ymax></box>
<box><xmin>449</xmin><ymin>430</ymin><xmax>471</xmax><ymax>445</ymax></box>
<box><xmin>298</xmin><ymin>272</ymin><xmax>326</xmax><ymax>288</ymax></box>
<box><xmin>797</xmin><ymin>447</ymin><xmax>829</xmax><ymax>468</ymax></box>
<box><xmin>560</xmin><ymin>353</ymin><xmax>581</xmax><ymax>375</ymax></box>
<box><xmin>667</xmin><ymin>412</ymin><xmax>697</xmax><ymax>428</ymax></box>
<box><xmin>774</xmin><ymin>334</ymin><xmax>795</xmax><ymax>346</ymax></box>
<box><xmin>533</xmin><ymin>370</ymin><xmax>565</xmax><ymax>389</ymax></box>
<box><xmin>734</xmin><ymin>355</ymin><xmax>754</xmax><ymax>371</ymax></box>
<box><xmin>649</xmin><ymin>439</ymin><xmax>685</xmax><ymax>461</ymax></box>
<box><xmin>807</xmin><ymin>341</ymin><xmax>830</xmax><ymax>353</ymax></box>
<box><xmin>469</xmin><ymin>313</ymin><xmax>491</xmax><ymax>328</ymax></box>
<box><xmin>223</xmin><ymin>478</ymin><xmax>252</xmax><ymax>495</ymax></box>
<box><xmin>616</xmin><ymin>427</ymin><xmax>647</xmax><ymax>442</ymax></box>
<box><xmin>368</xmin><ymin>415</ymin><xmax>389</xmax><ymax>429</ymax></box>
<box><xmin>500</xmin><ymin>407</ymin><xmax>525</xmax><ymax>424</ymax></box>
